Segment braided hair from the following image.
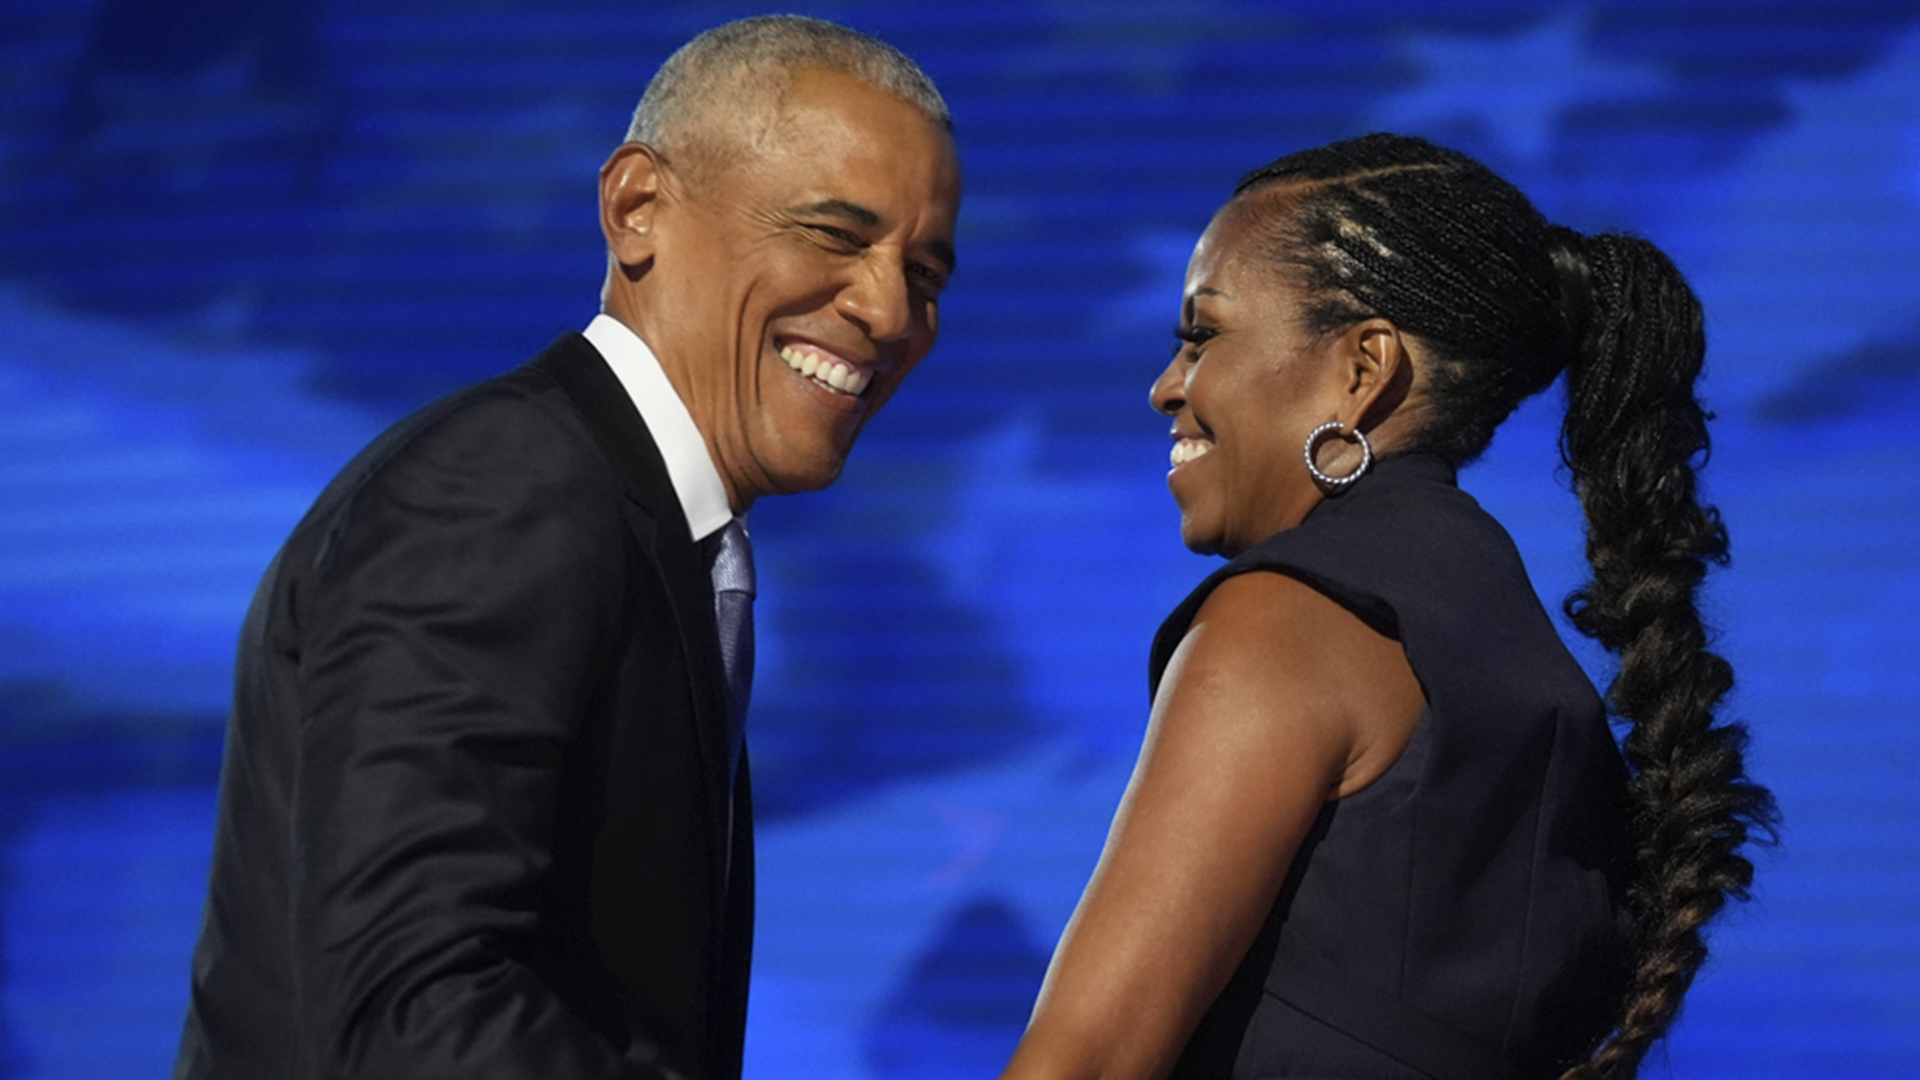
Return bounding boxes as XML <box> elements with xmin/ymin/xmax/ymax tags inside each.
<box><xmin>1232</xmin><ymin>133</ymin><xmax>1777</xmax><ymax>1078</ymax></box>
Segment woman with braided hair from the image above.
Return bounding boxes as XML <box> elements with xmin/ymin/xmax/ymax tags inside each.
<box><xmin>1000</xmin><ymin>133</ymin><xmax>1775</xmax><ymax>1080</ymax></box>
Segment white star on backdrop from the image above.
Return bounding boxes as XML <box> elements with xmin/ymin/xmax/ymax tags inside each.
<box><xmin>1372</xmin><ymin>7</ymin><xmax>1668</xmax><ymax>163</ymax></box>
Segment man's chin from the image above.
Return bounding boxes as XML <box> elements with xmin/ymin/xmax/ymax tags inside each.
<box><xmin>757</xmin><ymin>448</ymin><xmax>852</xmax><ymax>498</ymax></box>
<box><xmin>741</xmin><ymin>411</ymin><xmax>864</xmax><ymax>498</ymax></box>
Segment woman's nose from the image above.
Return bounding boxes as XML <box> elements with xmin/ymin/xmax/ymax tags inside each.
<box><xmin>1149</xmin><ymin>355</ymin><xmax>1186</xmax><ymax>416</ymax></box>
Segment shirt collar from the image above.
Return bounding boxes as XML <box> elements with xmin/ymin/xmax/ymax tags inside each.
<box><xmin>582</xmin><ymin>314</ymin><xmax>735</xmax><ymax>542</ymax></box>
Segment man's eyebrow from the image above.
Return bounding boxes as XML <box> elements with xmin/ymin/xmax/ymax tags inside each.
<box><xmin>924</xmin><ymin>238</ymin><xmax>957</xmax><ymax>275</ymax></box>
<box><xmin>792</xmin><ymin>199</ymin><xmax>881</xmax><ymax>226</ymax></box>
<box><xmin>792</xmin><ymin>198</ymin><xmax>957</xmax><ymax>274</ymax></box>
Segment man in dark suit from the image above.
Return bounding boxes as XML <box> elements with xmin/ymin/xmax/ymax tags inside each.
<box><xmin>172</xmin><ymin>15</ymin><xmax>961</xmax><ymax>1080</ymax></box>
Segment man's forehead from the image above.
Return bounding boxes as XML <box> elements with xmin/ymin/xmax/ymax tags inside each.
<box><xmin>684</xmin><ymin>65</ymin><xmax>948</xmax><ymax>179</ymax></box>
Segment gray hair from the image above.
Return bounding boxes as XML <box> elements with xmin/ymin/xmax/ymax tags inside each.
<box><xmin>625</xmin><ymin>15</ymin><xmax>950</xmax><ymax>181</ymax></box>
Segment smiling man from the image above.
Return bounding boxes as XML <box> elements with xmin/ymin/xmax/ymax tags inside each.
<box><xmin>173</xmin><ymin>16</ymin><xmax>960</xmax><ymax>1080</ymax></box>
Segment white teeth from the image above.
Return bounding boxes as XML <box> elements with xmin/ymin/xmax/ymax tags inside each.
<box><xmin>780</xmin><ymin>343</ymin><xmax>872</xmax><ymax>396</ymax></box>
<box><xmin>1170</xmin><ymin>438</ymin><xmax>1212</xmax><ymax>467</ymax></box>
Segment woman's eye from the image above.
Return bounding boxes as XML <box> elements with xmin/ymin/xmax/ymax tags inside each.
<box><xmin>1172</xmin><ymin>325</ymin><xmax>1216</xmax><ymax>356</ymax></box>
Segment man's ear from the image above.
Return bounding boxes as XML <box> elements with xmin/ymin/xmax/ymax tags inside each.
<box><xmin>1341</xmin><ymin>318</ymin><xmax>1413</xmax><ymax>432</ymax></box>
<box><xmin>600</xmin><ymin>142</ymin><xmax>667</xmax><ymax>269</ymax></box>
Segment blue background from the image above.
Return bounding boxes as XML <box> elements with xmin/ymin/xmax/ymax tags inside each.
<box><xmin>2</xmin><ymin>1</ymin><xmax>1917</xmax><ymax>1076</ymax></box>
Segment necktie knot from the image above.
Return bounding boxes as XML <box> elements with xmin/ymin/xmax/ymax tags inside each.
<box><xmin>709</xmin><ymin>518</ymin><xmax>755</xmax><ymax>599</ymax></box>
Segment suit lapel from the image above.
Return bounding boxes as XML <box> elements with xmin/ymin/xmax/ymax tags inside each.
<box><xmin>529</xmin><ymin>332</ymin><xmax>737</xmax><ymax>917</ymax></box>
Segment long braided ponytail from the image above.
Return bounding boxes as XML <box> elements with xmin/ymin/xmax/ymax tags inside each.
<box><xmin>1553</xmin><ymin>232</ymin><xmax>1777</xmax><ymax>1078</ymax></box>
<box><xmin>1233</xmin><ymin>133</ymin><xmax>1777</xmax><ymax>1077</ymax></box>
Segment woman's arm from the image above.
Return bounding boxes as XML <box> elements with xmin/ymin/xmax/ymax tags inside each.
<box><xmin>1001</xmin><ymin>570</ymin><xmax>1425</xmax><ymax>1080</ymax></box>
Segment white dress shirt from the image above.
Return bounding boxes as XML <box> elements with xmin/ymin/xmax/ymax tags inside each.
<box><xmin>582</xmin><ymin>314</ymin><xmax>735</xmax><ymax>543</ymax></box>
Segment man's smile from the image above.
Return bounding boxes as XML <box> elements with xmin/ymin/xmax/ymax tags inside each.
<box><xmin>778</xmin><ymin>338</ymin><xmax>877</xmax><ymax>397</ymax></box>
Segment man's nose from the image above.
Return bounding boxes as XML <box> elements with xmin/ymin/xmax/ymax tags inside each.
<box><xmin>837</xmin><ymin>256</ymin><xmax>913</xmax><ymax>342</ymax></box>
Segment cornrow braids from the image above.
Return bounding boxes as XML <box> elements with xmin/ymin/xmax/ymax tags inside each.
<box><xmin>1234</xmin><ymin>134</ymin><xmax>1573</xmax><ymax>465</ymax></box>
<box><xmin>1231</xmin><ymin>134</ymin><xmax>1776</xmax><ymax>1078</ymax></box>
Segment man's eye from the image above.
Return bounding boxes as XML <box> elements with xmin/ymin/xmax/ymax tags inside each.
<box><xmin>907</xmin><ymin>262</ymin><xmax>948</xmax><ymax>294</ymax></box>
<box><xmin>806</xmin><ymin>224</ymin><xmax>864</xmax><ymax>248</ymax></box>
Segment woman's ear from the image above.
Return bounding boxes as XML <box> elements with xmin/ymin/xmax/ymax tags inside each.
<box><xmin>1342</xmin><ymin>319</ymin><xmax>1413</xmax><ymax>433</ymax></box>
<box><xmin>599</xmin><ymin>143</ymin><xmax>666</xmax><ymax>270</ymax></box>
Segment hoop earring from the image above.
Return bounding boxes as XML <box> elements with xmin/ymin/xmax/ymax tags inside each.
<box><xmin>1303</xmin><ymin>421</ymin><xmax>1373</xmax><ymax>489</ymax></box>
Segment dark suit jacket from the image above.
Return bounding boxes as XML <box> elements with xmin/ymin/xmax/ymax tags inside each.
<box><xmin>174</xmin><ymin>333</ymin><xmax>753</xmax><ymax>1080</ymax></box>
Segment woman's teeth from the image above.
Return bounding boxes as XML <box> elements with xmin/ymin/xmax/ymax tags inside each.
<box><xmin>1170</xmin><ymin>438</ymin><xmax>1212</xmax><ymax>467</ymax></box>
<box><xmin>780</xmin><ymin>344</ymin><xmax>871</xmax><ymax>396</ymax></box>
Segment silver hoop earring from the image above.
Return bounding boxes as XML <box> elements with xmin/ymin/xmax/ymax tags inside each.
<box><xmin>1302</xmin><ymin>421</ymin><xmax>1372</xmax><ymax>489</ymax></box>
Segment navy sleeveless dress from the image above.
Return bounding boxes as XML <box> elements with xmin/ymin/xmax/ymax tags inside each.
<box><xmin>1151</xmin><ymin>454</ymin><xmax>1630</xmax><ymax>1080</ymax></box>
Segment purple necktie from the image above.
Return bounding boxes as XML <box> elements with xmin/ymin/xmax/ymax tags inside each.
<box><xmin>708</xmin><ymin>517</ymin><xmax>754</xmax><ymax>775</ymax></box>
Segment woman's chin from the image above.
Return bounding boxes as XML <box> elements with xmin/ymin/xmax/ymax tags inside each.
<box><xmin>1177</xmin><ymin>518</ymin><xmax>1225</xmax><ymax>558</ymax></box>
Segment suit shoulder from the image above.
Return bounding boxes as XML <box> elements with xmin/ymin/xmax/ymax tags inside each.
<box><xmin>329</xmin><ymin>365</ymin><xmax>603</xmax><ymax>497</ymax></box>
<box><xmin>277</xmin><ymin>363</ymin><xmax>637</xmax><ymax>571</ymax></box>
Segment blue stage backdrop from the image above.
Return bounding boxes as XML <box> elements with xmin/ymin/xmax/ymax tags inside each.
<box><xmin>3</xmin><ymin>1</ymin><xmax>1918</xmax><ymax>1077</ymax></box>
